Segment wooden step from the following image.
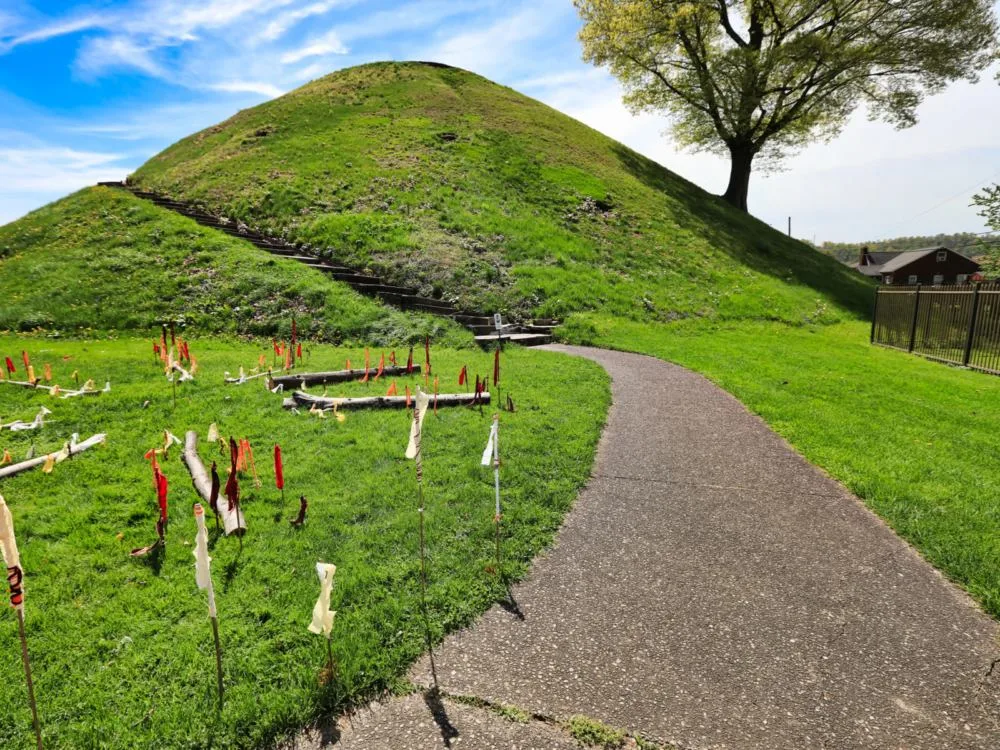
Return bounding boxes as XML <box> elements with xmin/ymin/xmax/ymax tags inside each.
<box><xmin>522</xmin><ymin>323</ymin><xmax>560</xmax><ymax>334</ymax></box>
<box><xmin>398</xmin><ymin>295</ymin><xmax>456</xmax><ymax>311</ymax></box>
<box><xmin>475</xmin><ymin>332</ymin><xmax>552</xmax><ymax>347</ymax></box>
<box><xmin>349</xmin><ymin>282</ymin><xmax>417</xmax><ymax>296</ymax></box>
<box><xmin>453</xmin><ymin>314</ymin><xmax>494</xmax><ymax>325</ymax></box>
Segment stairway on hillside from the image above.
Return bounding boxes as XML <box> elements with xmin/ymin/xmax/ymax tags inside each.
<box><xmin>97</xmin><ymin>182</ymin><xmax>556</xmax><ymax>347</ymax></box>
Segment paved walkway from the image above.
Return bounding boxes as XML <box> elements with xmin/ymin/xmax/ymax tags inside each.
<box><xmin>308</xmin><ymin>346</ymin><xmax>1000</xmax><ymax>749</ymax></box>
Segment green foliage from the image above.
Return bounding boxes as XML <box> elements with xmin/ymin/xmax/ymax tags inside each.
<box><xmin>128</xmin><ymin>61</ymin><xmax>872</xmax><ymax>323</ymax></box>
<box><xmin>567</xmin><ymin>316</ymin><xmax>1000</xmax><ymax>620</ymax></box>
<box><xmin>0</xmin><ymin>335</ymin><xmax>610</xmax><ymax>749</ymax></box>
<box><xmin>575</xmin><ymin>0</ymin><xmax>998</xmax><ymax>206</ymax></box>
<box><xmin>0</xmin><ymin>187</ymin><xmax>468</xmax><ymax>347</ymax></box>
<box><xmin>816</xmin><ymin>233</ymin><xmax>990</xmax><ymax>264</ymax></box>
<box><xmin>565</xmin><ymin>715</ymin><xmax>626</xmax><ymax>748</ymax></box>
<box><xmin>973</xmin><ymin>184</ymin><xmax>1000</xmax><ymax>231</ymax></box>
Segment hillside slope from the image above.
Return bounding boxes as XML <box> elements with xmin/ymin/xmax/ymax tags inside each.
<box><xmin>131</xmin><ymin>61</ymin><xmax>872</xmax><ymax>325</ymax></box>
<box><xmin>0</xmin><ymin>186</ymin><xmax>465</xmax><ymax>344</ymax></box>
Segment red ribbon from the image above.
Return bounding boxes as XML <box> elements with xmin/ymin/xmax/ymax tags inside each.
<box><xmin>274</xmin><ymin>444</ymin><xmax>284</xmax><ymax>490</ymax></box>
<box><xmin>156</xmin><ymin>470</ymin><xmax>168</xmax><ymax>524</ymax></box>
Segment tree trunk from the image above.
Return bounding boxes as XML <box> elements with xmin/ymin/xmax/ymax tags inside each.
<box><xmin>722</xmin><ymin>146</ymin><xmax>754</xmax><ymax>211</ymax></box>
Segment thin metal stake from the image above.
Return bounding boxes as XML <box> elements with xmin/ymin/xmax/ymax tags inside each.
<box><xmin>326</xmin><ymin>637</ymin><xmax>336</xmax><ymax>677</ymax></box>
<box><xmin>414</xmin><ymin>411</ymin><xmax>438</xmax><ymax>688</ymax></box>
<box><xmin>492</xmin><ymin>415</ymin><xmax>502</xmax><ymax>577</ymax></box>
<box><xmin>17</xmin><ymin>608</ymin><xmax>43</xmax><ymax>750</ymax></box>
<box><xmin>210</xmin><ymin>615</ymin><xmax>224</xmax><ymax>711</ymax></box>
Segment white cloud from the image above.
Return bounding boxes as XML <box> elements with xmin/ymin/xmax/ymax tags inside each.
<box><xmin>205</xmin><ymin>80</ymin><xmax>285</xmax><ymax>98</ymax></box>
<box><xmin>335</xmin><ymin>0</ymin><xmax>492</xmax><ymax>44</ymax></box>
<box><xmin>0</xmin><ymin>143</ymin><xmax>130</xmax><ymax>193</ymax></box>
<box><xmin>422</xmin><ymin>4</ymin><xmax>565</xmax><ymax>75</ymax></box>
<box><xmin>258</xmin><ymin>0</ymin><xmax>345</xmax><ymax>42</ymax></box>
<box><xmin>280</xmin><ymin>32</ymin><xmax>348</xmax><ymax>64</ymax></box>
<box><xmin>0</xmin><ymin>13</ymin><xmax>108</xmax><ymax>53</ymax></box>
<box><xmin>75</xmin><ymin>36</ymin><xmax>170</xmax><ymax>80</ymax></box>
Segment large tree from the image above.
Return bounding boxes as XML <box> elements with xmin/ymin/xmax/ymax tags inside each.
<box><xmin>575</xmin><ymin>1</ymin><xmax>998</xmax><ymax>211</ymax></box>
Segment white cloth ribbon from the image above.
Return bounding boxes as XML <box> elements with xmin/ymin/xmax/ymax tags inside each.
<box><xmin>405</xmin><ymin>389</ymin><xmax>430</xmax><ymax>460</ymax></box>
<box><xmin>481</xmin><ymin>419</ymin><xmax>498</xmax><ymax>467</ymax></box>
<box><xmin>0</xmin><ymin>496</ymin><xmax>24</xmax><ymax>613</ymax></box>
<box><xmin>193</xmin><ymin>504</ymin><xmax>217</xmax><ymax>618</ymax></box>
<box><xmin>308</xmin><ymin>562</ymin><xmax>337</xmax><ymax>638</ymax></box>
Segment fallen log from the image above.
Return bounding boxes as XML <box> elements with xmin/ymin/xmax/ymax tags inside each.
<box><xmin>282</xmin><ymin>390</ymin><xmax>490</xmax><ymax>411</ymax></box>
<box><xmin>0</xmin><ymin>433</ymin><xmax>106</xmax><ymax>480</ymax></box>
<box><xmin>0</xmin><ymin>379</ymin><xmax>49</xmax><ymax>392</ymax></box>
<box><xmin>181</xmin><ymin>431</ymin><xmax>246</xmax><ymax>536</ymax></box>
<box><xmin>0</xmin><ymin>379</ymin><xmax>110</xmax><ymax>398</ymax></box>
<box><xmin>268</xmin><ymin>364</ymin><xmax>422</xmax><ymax>389</ymax></box>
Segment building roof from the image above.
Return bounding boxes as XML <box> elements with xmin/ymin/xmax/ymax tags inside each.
<box><xmin>876</xmin><ymin>248</ymin><xmax>947</xmax><ymax>273</ymax></box>
<box><xmin>856</xmin><ymin>247</ymin><xmax>951</xmax><ymax>276</ymax></box>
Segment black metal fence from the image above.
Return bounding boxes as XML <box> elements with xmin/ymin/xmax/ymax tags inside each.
<box><xmin>871</xmin><ymin>282</ymin><xmax>1000</xmax><ymax>375</ymax></box>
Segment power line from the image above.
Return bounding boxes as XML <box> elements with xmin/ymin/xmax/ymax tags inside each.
<box><xmin>890</xmin><ymin>167</ymin><xmax>1000</xmax><ymax>229</ymax></box>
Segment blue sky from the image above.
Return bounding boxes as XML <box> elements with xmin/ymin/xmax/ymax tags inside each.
<box><xmin>2</xmin><ymin>0</ymin><xmax>999</xmax><ymax>243</ymax></box>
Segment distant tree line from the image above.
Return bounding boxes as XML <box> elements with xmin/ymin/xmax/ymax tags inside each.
<box><xmin>815</xmin><ymin>233</ymin><xmax>1000</xmax><ymax>276</ymax></box>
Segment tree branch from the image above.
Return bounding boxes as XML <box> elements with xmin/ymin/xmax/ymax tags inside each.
<box><xmin>717</xmin><ymin>1</ymin><xmax>748</xmax><ymax>47</ymax></box>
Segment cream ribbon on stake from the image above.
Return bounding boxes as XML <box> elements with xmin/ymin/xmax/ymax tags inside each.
<box><xmin>0</xmin><ymin>495</ymin><xmax>24</xmax><ymax>613</ymax></box>
<box><xmin>193</xmin><ymin>504</ymin><xmax>217</xmax><ymax>618</ymax></box>
<box><xmin>405</xmin><ymin>388</ymin><xmax>431</xmax><ymax>461</ymax></box>
<box><xmin>1</xmin><ymin>494</ymin><xmax>43</xmax><ymax>749</ymax></box>
<box><xmin>308</xmin><ymin>562</ymin><xmax>337</xmax><ymax>638</ymax></box>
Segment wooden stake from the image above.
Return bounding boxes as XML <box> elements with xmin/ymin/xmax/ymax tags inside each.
<box><xmin>16</xmin><ymin>609</ymin><xmax>43</xmax><ymax>750</ymax></box>
<box><xmin>210</xmin><ymin>615</ymin><xmax>224</xmax><ymax>711</ymax></box>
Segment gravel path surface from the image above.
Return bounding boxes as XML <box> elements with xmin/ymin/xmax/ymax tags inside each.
<box><xmin>305</xmin><ymin>345</ymin><xmax>1000</xmax><ymax>749</ymax></box>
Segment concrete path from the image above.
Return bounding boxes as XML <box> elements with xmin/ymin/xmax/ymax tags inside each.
<box><xmin>318</xmin><ymin>346</ymin><xmax>1000</xmax><ymax>749</ymax></box>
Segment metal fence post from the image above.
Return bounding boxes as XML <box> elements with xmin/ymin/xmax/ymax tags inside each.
<box><xmin>870</xmin><ymin>287</ymin><xmax>880</xmax><ymax>344</ymax></box>
<box><xmin>908</xmin><ymin>284</ymin><xmax>921</xmax><ymax>353</ymax></box>
<box><xmin>963</xmin><ymin>283</ymin><xmax>982</xmax><ymax>366</ymax></box>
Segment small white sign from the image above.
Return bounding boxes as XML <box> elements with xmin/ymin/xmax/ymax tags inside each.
<box><xmin>493</xmin><ymin>313</ymin><xmax>503</xmax><ymax>329</ymax></box>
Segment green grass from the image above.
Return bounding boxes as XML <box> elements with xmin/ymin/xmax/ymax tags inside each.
<box><xmin>130</xmin><ymin>61</ymin><xmax>871</xmax><ymax>324</ymax></box>
<box><xmin>0</xmin><ymin>187</ymin><xmax>467</xmax><ymax>347</ymax></box>
<box><xmin>566</xmin><ymin>315</ymin><xmax>1000</xmax><ymax>619</ymax></box>
<box><xmin>565</xmin><ymin>715</ymin><xmax>626</xmax><ymax>748</ymax></box>
<box><xmin>0</xmin><ymin>334</ymin><xmax>610</xmax><ymax>749</ymax></box>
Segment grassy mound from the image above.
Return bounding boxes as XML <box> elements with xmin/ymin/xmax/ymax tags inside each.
<box><xmin>0</xmin><ymin>336</ymin><xmax>609</xmax><ymax>749</ymax></box>
<box><xmin>0</xmin><ymin>187</ymin><xmax>467</xmax><ymax>346</ymax></box>
<box><xmin>130</xmin><ymin>61</ymin><xmax>871</xmax><ymax>324</ymax></box>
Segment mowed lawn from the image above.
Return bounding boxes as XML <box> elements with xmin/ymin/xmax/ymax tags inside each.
<box><xmin>0</xmin><ymin>335</ymin><xmax>610</xmax><ymax>749</ymax></box>
<box><xmin>572</xmin><ymin>315</ymin><xmax>1000</xmax><ymax>619</ymax></box>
